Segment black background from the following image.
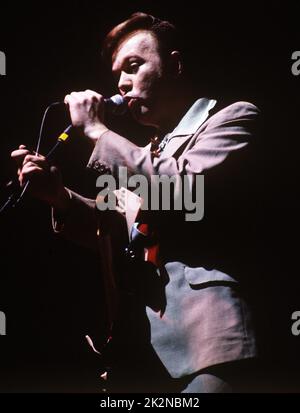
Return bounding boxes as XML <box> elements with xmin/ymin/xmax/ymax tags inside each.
<box><xmin>0</xmin><ymin>0</ymin><xmax>299</xmax><ymax>392</ymax></box>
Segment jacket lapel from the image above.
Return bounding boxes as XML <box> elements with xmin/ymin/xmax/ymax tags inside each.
<box><xmin>159</xmin><ymin>134</ymin><xmax>194</xmax><ymax>159</ymax></box>
<box><xmin>159</xmin><ymin>98</ymin><xmax>217</xmax><ymax>159</ymax></box>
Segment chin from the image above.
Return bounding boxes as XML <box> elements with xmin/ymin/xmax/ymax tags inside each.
<box><xmin>133</xmin><ymin>107</ymin><xmax>157</xmax><ymax>127</ymax></box>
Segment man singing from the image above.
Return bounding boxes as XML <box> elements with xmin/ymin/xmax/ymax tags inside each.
<box><xmin>12</xmin><ymin>12</ymin><xmax>261</xmax><ymax>392</ymax></box>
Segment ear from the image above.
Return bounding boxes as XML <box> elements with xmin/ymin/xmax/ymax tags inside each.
<box><xmin>169</xmin><ymin>50</ymin><xmax>183</xmax><ymax>78</ymax></box>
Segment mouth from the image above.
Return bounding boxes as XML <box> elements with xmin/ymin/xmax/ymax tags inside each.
<box><xmin>124</xmin><ymin>95</ymin><xmax>150</xmax><ymax>119</ymax></box>
<box><xmin>126</xmin><ymin>97</ymin><xmax>140</xmax><ymax>110</ymax></box>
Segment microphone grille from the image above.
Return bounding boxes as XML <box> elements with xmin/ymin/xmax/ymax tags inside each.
<box><xmin>106</xmin><ymin>94</ymin><xmax>127</xmax><ymax>115</ymax></box>
<box><xmin>110</xmin><ymin>94</ymin><xmax>125</xmax><ymax>106</ymax></box>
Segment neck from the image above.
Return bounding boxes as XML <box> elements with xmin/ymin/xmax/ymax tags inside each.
<box><xmin>155</xmin><ymin>86</ymin><xmax>196</xmax><ymax>139</ymax></box>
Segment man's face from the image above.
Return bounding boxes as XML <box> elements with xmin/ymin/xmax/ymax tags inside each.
<box><xmin>112</xmin><ymin>30</ymin><xmax>169</xmax><ymax>127</ymax></box>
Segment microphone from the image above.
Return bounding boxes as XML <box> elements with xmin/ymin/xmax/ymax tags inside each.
<box><xmin>103</xmin><ymin>94</ymin><xmax>127</xmax><ymax>116</ymax></box>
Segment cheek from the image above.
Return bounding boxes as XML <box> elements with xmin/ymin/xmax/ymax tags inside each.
<box><xmin>140</xmin><ymin>76</ymin><xmax>162</xmax><ymax>101</ymax></box>
<box><xmin>138</xmin><ymin>66</ymin><xmax>163</xmax><ymax>91</ymax></box>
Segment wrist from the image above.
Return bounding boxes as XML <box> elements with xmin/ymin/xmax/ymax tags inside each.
<box><xmin>52</xmin><ymin>187</ymin><xmax>71</xmax><ymax>214</ymax></box>
<box><xmin>84</xmin><ymin>123</ymin><xmax>109</xmax><ymax>143</ymax></box>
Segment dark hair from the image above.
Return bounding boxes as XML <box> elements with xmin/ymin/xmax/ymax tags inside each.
<box><xmin>102</xmin><ymin>12</ymin><xmax>180</xmax><ymax>66</ymax></box>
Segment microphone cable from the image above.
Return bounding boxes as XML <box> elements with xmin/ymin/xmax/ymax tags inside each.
<box><xmin>0</xmin><ymin>101</ymin><xmax>62</xmax><ymax>213</ymax></box>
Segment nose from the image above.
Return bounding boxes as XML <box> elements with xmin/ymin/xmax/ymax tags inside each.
<box><xmin>118</xmin><ymin>71</ymin><xmax>132</xmax><ymax>95</ymax></box>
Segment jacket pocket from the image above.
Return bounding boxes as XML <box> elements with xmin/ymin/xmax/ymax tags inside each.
<box><xmin>184</xmin><ymin>265</ymin><xmax>238</xmax><ymax>286</ymax></box>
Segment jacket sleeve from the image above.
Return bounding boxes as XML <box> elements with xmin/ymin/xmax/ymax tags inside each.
<box><xmin>52</xmin><ymin>189</ymin><xmax>99</xmax><ymax>251</ymax></box>
<box><xmin>52</xmin><ymin>188</ymin><xmax>129</xmax><ymax>252</ymax></box>
<box><xmin>87</xmin><ymin>102</ymin><xmax>260</xmax><ymax>180</ymax></box>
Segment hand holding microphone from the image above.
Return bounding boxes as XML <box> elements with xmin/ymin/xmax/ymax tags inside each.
<box><xmin>48</xmin><ymin>92</ymin><xmax>126</xmax><ymax>157</ymax></box>
<box><xmin>64</xmin><ymin>90</ymin><xmax>126</xmax><ymax>143</ymax></box>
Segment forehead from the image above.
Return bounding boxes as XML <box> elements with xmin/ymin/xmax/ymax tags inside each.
<box><xmin>112</xmin><ymin>30</ymin><xmax>159</xmax><ymax>68</ymax></box>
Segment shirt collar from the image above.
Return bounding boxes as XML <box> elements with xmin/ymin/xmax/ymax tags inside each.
<box><xmin>169</xmin><ymin>97</ymin><xmax>217</xmax><ymax>138</ymax></box>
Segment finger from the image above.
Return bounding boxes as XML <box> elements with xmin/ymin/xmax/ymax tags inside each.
<box><xmin>19</xmin><ymin>165</ymin><xmax>43</xmax><ymax>185</ymax></box>
<box><xmin>22</xmin><ymin>161</ymin><xmax>47</xmax><ymax>171</ymax></box>
<box><xmin>70</xmin><ymin>91</ymin><xmax>86</xmax><ymax>102</ymax></box>
<box><xmin>23</xmin><ymin>154</ymin><xmax>46</xmax><ymax>166</ymax></box>
<box><xmin>114</xmin><ymin>189</ymin><xmax>124</xmax><ymax>200</ymax></box>
<box><xmin>21</xmin><ymin>164</ymin><xmax>43</xmax><ymax>174</ymax></box>
<box><xmin>13</xmin><ymin>147</ymin><xmax>41</xmax><ymax>157</ymax></box>
<box><xmin>11</xmin><ymin>149</ymin><xmax>30</xmax><ymax>158</ymax></box>
<box><xmin>22</xmin><ymin>161</ymin><xmax>36</xmax><ymax>169</ymax></box>
<box><xmin>67</xmin><ymin>93</ymin><xmax>86</xmax><ymax>109</ymax></box>
<box><xmin>84</xmin><ymin>90</ymin><xmax>102</xmax><ymax>101</ymax></box>
<box><xmin>20</xmin><ymin>165</ymin><xmax>43</xmax><ymax>180</ymax></box>
<box><xmin>64</xmin><ymin>93</ymin><xmax>77</xmax><ymax>105</ymax></box>
<box><xmin>118</xmin><ymin>197</ymin><xmax>126</xmax><ymax>209</ymax></box>
<box><xmin>85</xmin><ymin>89</ymin><xmax>98</xmax><ymax>94</ymax></box>
<box><xmin>71</xmin><ymin>90</ymin><xmax>103</xmax><ymax>105</ymax></box>
<box><xmin>115</xmin><ymin>205</ymin><xmax>126</xmax><ymax>215</ymax></box>
<box><xmin>115</xmin><ymin>188</ymin><xmax>126</xmax><ymax>202</ymax></box>
<box><xmin>11</xmin><ymin>149</ymin><xmax>31</xmax><ymax>167</ymax></box>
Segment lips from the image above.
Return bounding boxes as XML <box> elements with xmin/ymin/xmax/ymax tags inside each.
<box><xmin>127</xmin><ymin>97</ymin><xmax>140</xmax><ymax>110</ymax></box>
<box><xmin>126</xmin><ymin>96</ymin><xmax>138</xmax><ymax>105</ymax></box>
<box><xmin>124</xmin><ymin>96</ymin><xmax>148</xmax><ymax>118</ymax></box>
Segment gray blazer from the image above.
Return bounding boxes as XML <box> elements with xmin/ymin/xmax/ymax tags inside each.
<box><xmin>53</xmin><ymin>99</ymin><xmax>260</xmax><ymax>378</ymax></box>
